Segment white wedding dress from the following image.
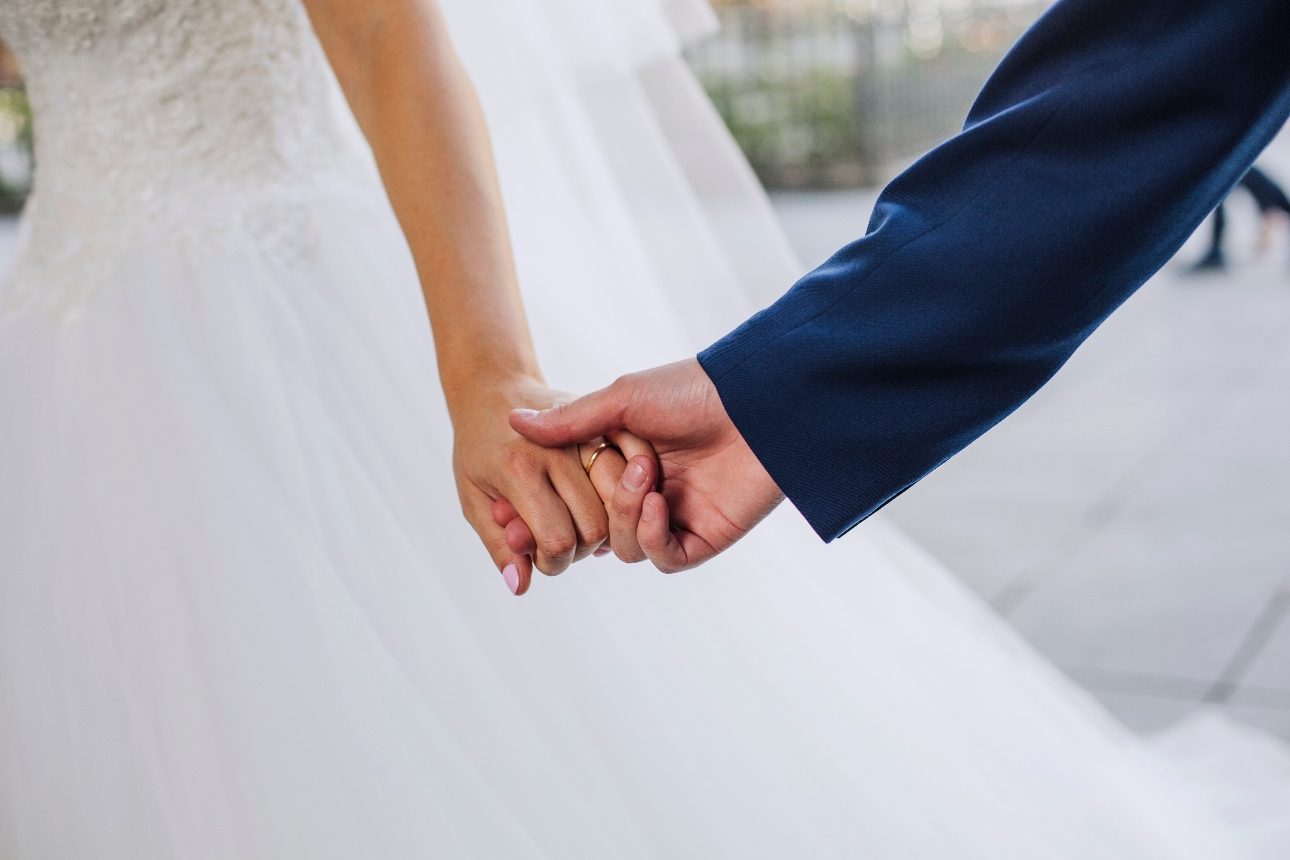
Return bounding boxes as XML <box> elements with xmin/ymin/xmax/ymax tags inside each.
<box><xmin>0</xmin><ymin>1</ymin><xmax>1286</xmax><ymax>858</ymax></box>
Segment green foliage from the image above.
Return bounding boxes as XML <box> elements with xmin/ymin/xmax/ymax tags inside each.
<box><xmin>0</xmin><ymin>84</ymin><xmax>33</xmax><ymax>208</ymax></box>
<box><xmin>687</xmin><ymin>3</ymin><xmax>1046</xmax><ymax>189</ymax></box>
<box><xmin>705</xmin><ymin>70</ymin><xmax>865</xmax><ymax>188</ymax></box>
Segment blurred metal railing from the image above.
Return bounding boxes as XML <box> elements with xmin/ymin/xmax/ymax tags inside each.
<box><xmin>685</xmin><ymin>0</ymin><xmax>1052</xmax><ymax>188</ymax></box>
<box><xmin>0</xmin><ymin>5</ymin><xmax>1055</xmax><ymax>208</ymax></box>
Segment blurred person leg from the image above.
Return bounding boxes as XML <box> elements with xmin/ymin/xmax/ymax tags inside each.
<box><xmin>1239</xmin><ymin>165</ymin><xmax>1290</xmax><ymax>258</ymax></box>
<box><xmin>1193</xmin><ymin>201</ymin><xmax>1228</xmax><ymax>271</ymax></box>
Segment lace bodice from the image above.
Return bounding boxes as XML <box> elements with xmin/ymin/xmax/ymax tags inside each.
<box><xmin>0</xmin><ymin>0</ymin><xmax>379</xmax><ymax>313</ymax></box>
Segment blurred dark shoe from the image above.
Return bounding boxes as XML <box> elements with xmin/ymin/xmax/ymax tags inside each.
<box><xmin>1189</xmin><ymin>249</ymin><xmax>1226</xmax><ymax>273</ymax></box>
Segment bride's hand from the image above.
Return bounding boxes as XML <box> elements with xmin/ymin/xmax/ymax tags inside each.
<box><xmin>491</xmin><ymin>429</ymin><xmax>659</xmax><ymax>585</ymax></box>
<box><xmin>305</xmin><ymin>0</ymin><xmax>654</xmax><ymax>594</ymax></box>
<box><xmin>453</xmin><ymin>376</ymin><xmax>612</xmax><ymax>594</ymax></box>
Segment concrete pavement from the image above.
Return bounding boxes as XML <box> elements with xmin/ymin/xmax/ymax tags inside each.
<box><xmin>771</xmin><ymin>184</ymin><xmax>1290</xmax><ymax>740</ymax></box>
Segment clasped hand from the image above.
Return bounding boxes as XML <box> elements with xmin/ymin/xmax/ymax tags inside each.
<box><xmin>457</xmin><ymin>360</ymin><xmax>784</xmax><ymax>596</ymax></box>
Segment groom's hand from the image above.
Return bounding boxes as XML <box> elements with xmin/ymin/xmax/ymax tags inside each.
<box><xmin>510</xmin><ymin>359</ymin><xmax>784</xmax><ymax>572</ymax></box>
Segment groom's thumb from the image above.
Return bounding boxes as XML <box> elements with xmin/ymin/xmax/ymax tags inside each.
<box><xmin>511</xmin><ymin>385</ymin><xmax>627</xmax><ymax>448</ymax></box>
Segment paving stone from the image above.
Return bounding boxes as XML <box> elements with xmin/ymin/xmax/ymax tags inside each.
<box><xmin>772</xmin><ymin>180</ymin><xmax>1290</xmax><ymax>740</ymax></box>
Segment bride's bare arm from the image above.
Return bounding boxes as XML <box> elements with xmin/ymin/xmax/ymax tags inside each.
<box><xmin>300</xmin><ymin>0</ymin><xmax>619</xmax><ymax>590</ymax></box>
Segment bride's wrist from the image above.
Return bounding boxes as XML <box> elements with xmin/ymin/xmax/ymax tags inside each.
<box><xmin>440</xmin><ymin>365</ymin><xmax>550</xmax><ymax>427</ymax></box>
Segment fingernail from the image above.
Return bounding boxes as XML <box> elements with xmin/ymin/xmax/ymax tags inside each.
<box><xmin>622</xmin><ymin>461</ymin><xmax>648</xmax><ymax>492</ymax></box>
<box><xmin>641</xmin><ymin>496</ymin><xmax>659</xmax><ymax>522</ymax></box>
<box><xmin>502</xmin><ymin>563</ymin><xmax>521</xmax><ymax>595</ymax></box>
<box><xmin>594</xmin><ymin>547</ymin><xmax>612</xmax><ymax>557</ymax></box>
<box><xmin>512</xmin><ymin>409</ymin><xmax>540</xmax><ymax>420</ymax></box>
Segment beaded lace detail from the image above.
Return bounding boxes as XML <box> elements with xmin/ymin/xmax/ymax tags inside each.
<box><xmin>0</xmin><ymin>0</ymin><xmax>377</xmax><ymax>315</ymax></box>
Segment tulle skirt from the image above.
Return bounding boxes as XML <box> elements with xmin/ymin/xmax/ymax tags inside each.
<box><xmin>0</xmin><ymin>0</ymin><xmax>1285</xmax><ymax>857</ymax></box>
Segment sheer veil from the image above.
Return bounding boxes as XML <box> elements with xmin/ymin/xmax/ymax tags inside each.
<box><xmin>437</xmin><ymin>0</ymin><xmax>801</xmax><ymax>390</ymax></box>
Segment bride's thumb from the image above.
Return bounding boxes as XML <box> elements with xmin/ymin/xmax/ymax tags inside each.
<box><xmin>511</xmin><ymin>386</ymin><xmax>626</xmax><ymax>447</ymax></box>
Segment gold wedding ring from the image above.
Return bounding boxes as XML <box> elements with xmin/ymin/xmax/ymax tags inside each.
<box><xmin>581</xmin><ymin>441</ymin><xmax>610</xmax><ymax>477</ymax></box>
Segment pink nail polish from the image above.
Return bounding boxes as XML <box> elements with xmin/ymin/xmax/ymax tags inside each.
<box><xmin>594</xmin><ymin>547</ymin><xmax>612</xmax><ymax>557</ymax></box>
<box><xmin>502</xmin><ymin>563</ymin><xmax>521</xmax><ymax>595</ymax></box>
<box><xmin>622</xmin><ymin>461</ymin><xmax>648</xmax><ymax>492</ymax></box>
<box><xmin>512</xmin><ymin>408</ymin><xmax>540</xmax><ymax>419</ymax></box>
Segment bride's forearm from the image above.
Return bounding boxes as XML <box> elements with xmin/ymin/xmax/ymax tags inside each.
<box><xmin>301</xmin><ymin>0</ymin><xmax>543</xmax><ymax>420</ymax></box>
<box><xmin>302</xmin><ymin>0</ymin><xmax>616</xmax><ymax>585</ymax></box>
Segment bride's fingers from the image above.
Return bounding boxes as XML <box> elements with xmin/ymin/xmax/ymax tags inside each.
<box><xmin>505</xmin><ymin>516</ymin><xmax>538</xmax><ymax>556</ymax></box>
<box><xmin>605</xmin><ymin>429</ymin><xmax>657</xmax><ymax>478</ymax></box>
<box><xmin>607</xmin><ymin>455</ymin><xmax>654</xmax><ymax>564</ymax></box>
<box><xmin>492</xmin><ymin>497</ymin><xmax>520</xmax><ymax>528</ymax></box>
<box><xmin>469</xmin><ymin>493</ymin><xmax>533</xmax><ymax>595</ymax></box>
<box><xmin>491</xmin><ymin>497</ymin><xmax>541</xmax><ymax>557</ymax></box>
<box><xmin>507</xmin><ymin>474</ymin><xmax>580</xmax><ymax>576</ymax></box>
<box><xmin>582</xmin><ymin>445</ymin><xmax>627</xmax><ymax>556</ymax></box>
<box><xmin>547</xmin><ymin>447</ymin><xmax>611</xmax><ymax>563</ymax></box>
<box><xmin>507</xmin><ymin>553</ymin><xmax>533</xmax><ymax>596</ymax></box>
<box><xmin>581</xmin><ymin>439</ymin><xmax>626</xmax><ymax>498</ymax></box>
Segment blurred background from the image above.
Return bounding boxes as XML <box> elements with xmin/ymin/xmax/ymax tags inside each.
<box><xmin>1</xmin><ymin>0</ymin><xmax>1287</xmax><ymax>741</ymax></box>
<box><xmin>0</xmin><ymin>37</ymin><xmax>30</xmax><ymax>214</ymax></box>
<box><xmin>689</xmin><ymin>0</ymin><xmax>1048</xmax><ymax>188</ymax></box>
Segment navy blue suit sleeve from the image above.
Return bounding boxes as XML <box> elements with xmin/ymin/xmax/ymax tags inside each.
<box><xmin>698</xmin><ymin>0</ymin><xmax>1290</xmax><ymax>542</ymax></box>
